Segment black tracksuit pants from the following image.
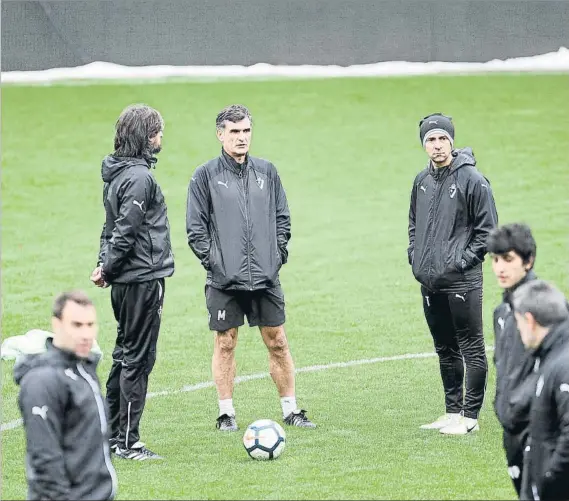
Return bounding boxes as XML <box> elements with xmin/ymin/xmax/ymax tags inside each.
<box><xmin>106</xmin><ymin>278</ymin><xmax>165</xmax><ymax>449</ymax></box>
<box><xmin>421</xmin><ymin>286</ymin><xmax>487</xmax><ymax>419</ymax></box>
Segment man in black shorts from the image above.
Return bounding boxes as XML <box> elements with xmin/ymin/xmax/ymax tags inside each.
<box><xmin>186</xmin><ymin>104</ymin><xmax>316</xmax><ymax>431</ymax></box>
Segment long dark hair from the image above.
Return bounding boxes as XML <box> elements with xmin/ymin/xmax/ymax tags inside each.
<box><xmin>113</xmin><ymin>104</ymin><xmax>164</xmax><ymax>161</ymax></box>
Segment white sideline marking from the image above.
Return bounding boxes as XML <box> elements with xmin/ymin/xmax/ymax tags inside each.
<box><xmin>1</xmin><ymin>346</ymin><xmax>494</xmax><ymax>432</ymax></box>
<box><xmin>2</xmin><ymin>48</ymin><xmax>568</xmax><ymax>84</ymax></box>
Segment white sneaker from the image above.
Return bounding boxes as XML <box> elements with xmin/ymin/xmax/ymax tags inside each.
<box><xmin>440</xmin><ymin>416</ymin><xmax>479</xmax><ymax>435</ymax></box>
<box><xmin>419</xmin><ymin>413</ymin><xmax>461</xmax><ymax>430</ymax></box>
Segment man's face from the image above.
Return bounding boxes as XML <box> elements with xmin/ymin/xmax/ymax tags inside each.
<box><xmin>491</xmin><ymin>251</ymin><xmax>532</xmax><ymax>289</ymax></box>
<box><xmin>150</xmin><ymin>130</ymin><xmax>163</xmax><ymax>155</ymax></box>
<box><xmin>515</xmin><ymin>311</ymin><xmax>538</xmax><ymax>349</ymax></box>
<box><xmin>51</xmin><ymin>301</ymin><xmax>98</xmax><ymax>358</ymax></box>
<box><xmin>217</xmin><ymin>118</ymin><xmax>252</xmax><ymax>159</ymax></box>
<box><xmin>424</xmin><ymin>134</ymin><xmax>452</xmax><ymax>166</ymax></box>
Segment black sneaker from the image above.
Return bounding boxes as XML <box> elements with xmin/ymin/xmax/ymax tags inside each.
<box><xmin>115</xmin><ymin>441</ymin><xmax>163</xmax><ymax>460</ymax></box>
<box><xmin>284</xmin><ymin>409</ymin><xmax>317</xmax><ymax>428</ymax></box>
<box><xmin>216</xmin><ymin>414</ymin><xmax>238</xmax><ymax>431</ymax></box>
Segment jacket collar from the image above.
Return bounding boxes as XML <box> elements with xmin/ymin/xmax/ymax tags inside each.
<box><xmin>503</xmin><ymin>269</ymin><xmax>537</xmax><ymax>308</ymax></box>
<box><xmin>220</xmin><ymin>148</ymin><xmax>249</xmax><ymax>175</ymax></box>
<box><xmin>46</xmin><ymin>337</ymin><xmax>100</xmax><ymax>366</ymax></box>
<box><xmin>534</xmin><ymin>318</ymin><xmax>569</xmax><ymax>359</ymax></box>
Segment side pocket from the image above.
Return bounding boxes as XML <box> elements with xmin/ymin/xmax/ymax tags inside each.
<box><xmin>455</xmin><ymin>244</ymin><xmax>465</xmax><ymax>273</ymax></box>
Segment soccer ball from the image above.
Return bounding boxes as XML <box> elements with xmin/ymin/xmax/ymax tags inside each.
<box><xmin>243</xmin><ymin>419</ymin><xmax>286</xmax><ymax>460</ymax></box>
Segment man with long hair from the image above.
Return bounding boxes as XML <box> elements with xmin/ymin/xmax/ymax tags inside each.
<box><xmin>91</xmin><ymin>104</ymin><xmax>174</xmax><ymax>460</ymax></box>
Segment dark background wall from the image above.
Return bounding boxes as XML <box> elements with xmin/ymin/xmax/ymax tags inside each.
<box><xmin>2</xmin><ymin>0</ymin><xmax>568</xmax><ymax>71</ymax></box>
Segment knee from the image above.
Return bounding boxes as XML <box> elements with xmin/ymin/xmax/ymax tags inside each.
<box><xmin>434</xmin><ymin>342</ymin><xmax>457</xmax><ymax>356</ymax></box>
<box><xmin>266</xmin><ymin>329</ymin><xmax>289</xmax><ymax>356</ymax></box>
<box><xmin>215</xmin><ymin>328</ymin><xmax>238</xmax><ymax>354</ymax></box>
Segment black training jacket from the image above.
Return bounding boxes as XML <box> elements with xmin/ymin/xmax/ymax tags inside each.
<box><xmin>14</xmin><ymin>342</ymin><xmax>117</xmax><ymax>501</ymax></box>
<box><xmin>493</xmin><ymin>271</ymin><xmax>538</xmax><ymax>435</ymax></box>
<box><xmin>408</xmin><ymin>147</ymin><xmax>498</xmax><ymax>293</ymax></box>
<box><xmin>186</xmin><ymin>150</ymin><xmax>291</xmax><ymax>290</ymax></box>
<box><xmin>98</xmin><ymin>155</ymin><xmax>175</xmax><ymax>284</ymax></box>
<box><xmin>523</xmin><ymin>320</ymin><xmax>569</xmax><ymax>501</ymax></box>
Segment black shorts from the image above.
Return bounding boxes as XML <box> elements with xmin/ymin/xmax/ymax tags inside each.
<box><xmin>205</xmin><ymin>285</ymin><xmax>286</xmax><ymax>331</ymax></box>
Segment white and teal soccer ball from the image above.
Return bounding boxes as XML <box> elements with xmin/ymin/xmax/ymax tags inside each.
<box><xmin>243</xmin><ymin>419</ymin><xmax>286</xmax><ymax>460</ymax></box>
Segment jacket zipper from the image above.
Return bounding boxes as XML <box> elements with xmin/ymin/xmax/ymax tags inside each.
<box><xmin>240</xmin><ymin>168</ymin><xmax>253</xmax><ymax>290</ymax></box>
<box><xmin>77</xmin><ymin>363</ymin><xmax>118</xmax><ymax>500</ymax></box>
<box><xmin>425</xmin><ymin>177</ymin><xmax>439</xmax><ymax>288</ymax></box>
<box><xmin>426</xmin><ymin>170</ymin><xmax>449</xmax><ymax>288</ymax></box>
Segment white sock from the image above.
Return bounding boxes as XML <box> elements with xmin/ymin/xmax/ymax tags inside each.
<box><xmin>281</xmin><ymin>396</ymin><xmax>297</xmax><ymax>418</ymax></box>
<box><xmin>219</xmin><ymin>399</ymin><xmax>235</xmax><ymax>417</ymax></box>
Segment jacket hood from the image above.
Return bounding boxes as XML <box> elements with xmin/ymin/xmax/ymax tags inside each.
<box><xmin>13</xmin><ymin>340</ymin><xmax>100</xmax><ymax>385</ymax></box>
<box><xmin>101</xmin><ymin>155</ymin><xmax>149</xmax><ymax>183</ymax></box>
<box><xmin>451</xmin><ymin>147</ymin><xmax>476</xmax><ymax>170</ymax></box>
<box><xmin>13</xmin><ymin>352</ymin><xmax>43</xmax><ymax>385</ymax></box>
<box><xmin>428</xmin><ymin>147</ymin><xmax>475</xmax><ymax>177</ymax></box>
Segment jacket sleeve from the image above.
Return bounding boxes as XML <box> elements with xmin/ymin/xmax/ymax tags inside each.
<box><xmin>97</xmin><ymin>185</ymin><xmax>111</xmax><ymax>266</ymax></box>
<box><xmin>274</xmin><ymin>170</ymin><xmax>291</xmax><ymax>264</ymax></box>
<box><xmin>97</xmin><ymin>222</ymin><xmax>109</xmax><ymax>266</ymax></box>
<box><xmin>462</xmin><ymin>177</ymin><xmax>498</xmax><ymax>270</ymax></box>
<box><xmin>186</xmin><ymin>169</ymin><xmax>212</xmax><ymax>270</ymax></box>
<box><xmin>407</xmin><ymin>182</ymin><xmax>417</xmax><ymax>266</ymax></box>
<box><xmin>543</xmin><ymin>368</ymin><xmax>569</xmax><ymax>483</ymax></box>
<box><xmin>19</xmin><ymin>369</ymin><xmax>71</xmax><ymax>500</ymax></box>
<box><xmin>101</xmin><ymin>171</ymin><xmax>154</xmax><ymax>281</ymax></box>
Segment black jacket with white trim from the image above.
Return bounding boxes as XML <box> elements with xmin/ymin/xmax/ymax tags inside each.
<box><xmin>14</xmin><ymin>341</ymin><xmax>117</xmax><ymax>501</ymax></box>
<box><xmin>408</xmin><ymin>148</ymin><xmax>498</xmax><ymax>293</ymax></box>
<box><xmin>524</xmin><ymin>319</ymin><xmax>569</xmax><ymax>501</ymax></box>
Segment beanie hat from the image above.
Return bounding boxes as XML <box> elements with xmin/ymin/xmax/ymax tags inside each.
<box><xmin>419</xmin><ymin>113</ymin><xmax>454</xmax><ymax>147</ymax></box>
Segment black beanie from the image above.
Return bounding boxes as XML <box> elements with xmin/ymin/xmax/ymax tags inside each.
<box><xmin>419</xmin><ymin>113</ymin><xmax>454</xmax><ymax>147</ymax></box>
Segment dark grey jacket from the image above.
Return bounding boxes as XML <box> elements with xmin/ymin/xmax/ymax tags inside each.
<box><xmin>98</xmin><ymin>156</ymin><xmax>175</xmax><ymax>284</ymax></box>
<box><xmin>14</xmin><ymin>342</ymin><xmax>117</xmax><ymax>501</ymax></box>
<box><xmin>186</xmin><ymin>150</ymin><xmax>291</xmax><ymax>291</ymax></box>
<box><xmin>524</xmin><ymin>320</ymin><xmax>569</xmax><ymax>501</ymax></box>
<box><xmin>493</xmin><ymin>271</ymin><xmax>538</xmax><ymax>436</ymax></box>
<box><xmin>408</xmin><ymin>148</ymin><xmax>498</xmax><ymax>293</ymax></box>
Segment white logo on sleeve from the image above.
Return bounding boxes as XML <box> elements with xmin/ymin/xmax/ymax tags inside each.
<box><xmin>498</xmin><ymin>317</ymin><xmax>505</xmax><ymax>330</ymax></box>
<box><xmin>217</xmin><ymin>180</ymin><xmax>229</xmax><ymax>188</ymax></box>
<box><xmin>420</xmin><ymin>185</ymin><xmax>427</xmax><ymax>193</ymax></box>
<box><xmin>560</xmin><ymin>383</ymin><xmax>569</xmax><ymax>393</ymax></box>
<box><xmin>133</xmin><ymin>200</ymin><xmax>145</xmax><ymax>212</ymax></box>
<box><xmin>32</xmin><ymin>405</ymin><xmax>49</xmax><ymax>420</ymax></box>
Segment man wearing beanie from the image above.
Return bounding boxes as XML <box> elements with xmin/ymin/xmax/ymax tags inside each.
<box><xmin>408</xmin><ymin>113</ymin><xmax>498</xmax><ymax>435</ymax></box>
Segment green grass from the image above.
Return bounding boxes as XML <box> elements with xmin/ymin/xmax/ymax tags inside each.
<box><xmin>2</xmin><ymin>74</ymin><xmax>568</xmax><ymax>500</ymax></box>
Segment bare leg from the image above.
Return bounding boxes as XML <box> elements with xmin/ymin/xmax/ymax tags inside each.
<box><xmin>212</xmin><ymin>328</ymin><xmax>238</xmax><ymax>400</ymax></box>
<box><xmin>260</xmin><ymin>325</ymin><xmax>295</xmax><ymax>397</ymax></box>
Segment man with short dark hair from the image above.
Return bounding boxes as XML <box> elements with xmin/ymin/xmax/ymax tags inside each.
<box><xmin>408</xmin><ymin>113</ymin><xmax>498</xmax><ymax>435</ymax></box>
<box><xmin>91</xmin><ymin>104</ymin><xmax>174</xmax><ymax>459</ymax></box>
<box><xmin>186</xmin><ymin>104</ymin><xmax>315</xmax><ymax>431</ymax></box>
<box><xmin>487</xmin><ymin>223</ymin><xmax>538</xmax><ymax>495</ymax></box>
<box><xmin>15</xmin><ymin>291</ymin><xmax>118</xmax><ymax>500</ymax></box>
<box><xmin>512</xmin><ymin>280</ymin><xmax>569</xmax><ymax>501</ymax></box>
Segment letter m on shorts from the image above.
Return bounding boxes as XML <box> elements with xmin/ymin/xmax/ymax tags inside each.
<box><xmin>217</xmin><ymin>310</ymin><xmax>226</xmax><ymax>321</ymax></box>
